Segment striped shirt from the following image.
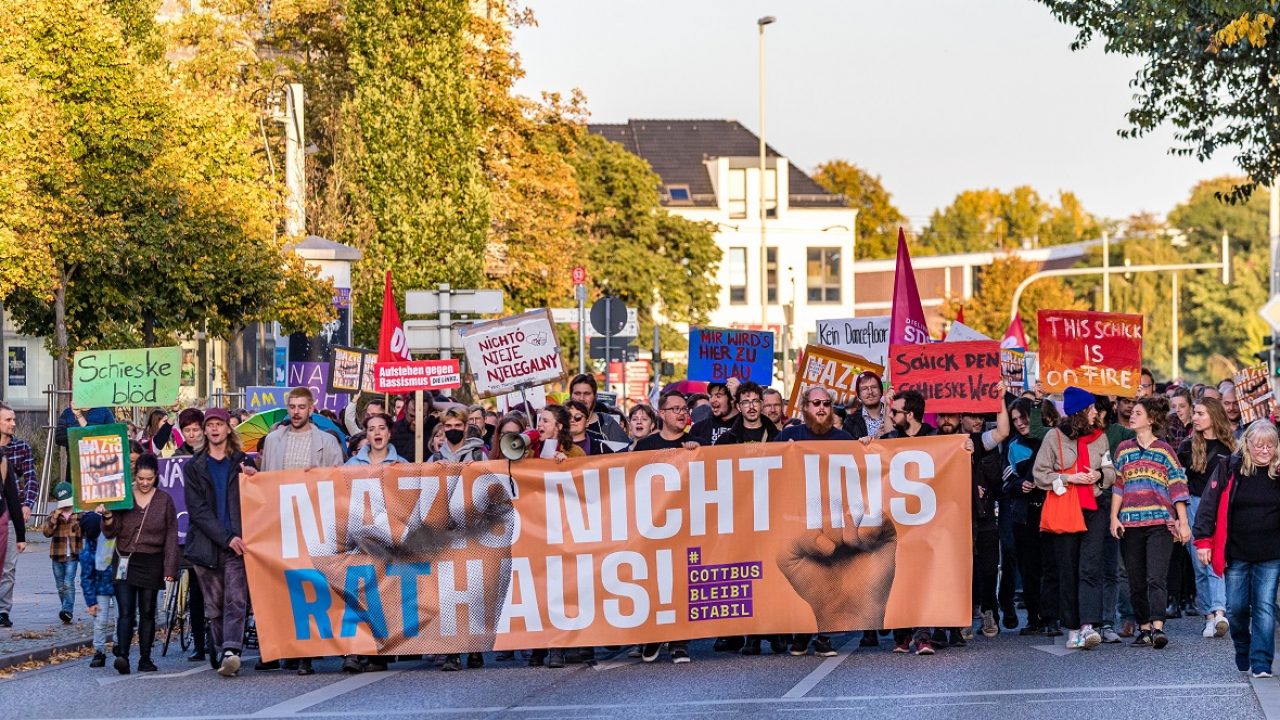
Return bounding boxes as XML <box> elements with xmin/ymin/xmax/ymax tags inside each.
<box><xmin>1114</xmin><ymin>438</ymin><xmax>1190</xmax><ymax>527</ymax></box>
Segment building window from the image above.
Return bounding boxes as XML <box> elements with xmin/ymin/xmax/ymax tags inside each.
<box><xmin>763</xmin><ymin>168</ymin><xmax>777</xmax><ymax>219</ymax></box>
<box><xmin>728</xmin><ymin>169</ymin><xmax>747</xmax><ymax>218</ymax></box>
<box><xmin>766</xmin><ymin>247</ymin><xmax>778</xmax><ymax>304</ymax></box>
<box><xmin>728</xmin><ymin>247</ymin><xmax>748</xmax><ymax>304</ymax></box>
<box><xmin>807</xmin><ymin>248</ymin><xmax>841</xmax><ymax>304</ymax></box>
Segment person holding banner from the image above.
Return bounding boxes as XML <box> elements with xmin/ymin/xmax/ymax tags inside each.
<box><xmin>846</xmin><ymin>371</ymin><xmax>891</xmax><ymax>441</ymax></box>
<box><xmin>346</xmin><ymin>413</ymin><xmax>405</xmax><ymax>466</ymax></box>
<box><xmin>626</xmin><ymin>405</ymin><xmax>659</xmax><ymax>447</ymax></box>
<box><xmin>711</xmin><ymin>382</ymin><xmax>779</xmax><ymax>447</ymax></box>
<box><xmin>569</xmin><ymin>374</ymin><xmax>629</xmax><ymax>445</ymax></box>
<box><xmin>184</xmin><ymin>408</ymin><xmax>257</xmax><ymax>678</ymax></box>
<box><xmin>761</xmin><ymin>388</ymin><xmax>787</xmax><ymax>427</ymax></box>
<box><xmin>774</xmin><ymin>386</ymin><xmax>854</xmax><ymax>658</ymax></box>
<box><xmin>1033</xmin><ymin>387</ymin><xmax>1116</xmax><ymax>651</ymax></box>
<box><xmin>634</xmin><ymin>393</ymin><xmax>700</xmax><ymax>452</ymax></box>
<box><xmin>1193</xmin><ymin>421</ymin><xmax>1280</xmax><ymax>678</ymax></box>
<box><xmin>691</xmin><ymin>379</ymin><xmax>741</xmax><ymax>447</ymax></box>
<box><xmin>1111</xmin><ymin>396</ymin><xmax>1191</xmax><ymax>650</ymax></box>
<box><xmin>102</xmin><ymin>453</ymin><xmax>180</xmax><ymax>674</ymax></box>
<box><xmin>567</xmin><ymin>401</ymin><xmax>614</xmax><ymax>456</ymax></box>
<box><xmin>1177</xmin><ymin>397</ymin><xmax>1234</xmax><ymax>640</ymax></box>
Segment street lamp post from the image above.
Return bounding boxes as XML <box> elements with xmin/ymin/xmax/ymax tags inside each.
<box><xmin>757</xmin><ymin>15</ymin><xmax>775</xmax><ymax>328</ymax></box>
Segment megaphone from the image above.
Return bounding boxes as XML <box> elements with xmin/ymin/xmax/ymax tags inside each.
<box><xmin>499</xmin><ymin>430</ymin><xmax>540</xmax><ymax>461</ymax></box>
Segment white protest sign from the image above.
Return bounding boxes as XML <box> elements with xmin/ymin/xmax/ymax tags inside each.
<box><xmin>496</xmin><ymin>383</ymin><xmax>549</xmax><ymax>413</ymax></box>
<box><xmin>460</xmin><ymin>309</ymin><xmax>567</xmax><ymax>397</ymax></box>
<box><xmin>944</xmin><ymin>322</ymin><xmax>992</xmax><ymax>343</ymax></box>
<box><xmin>815</xmin><ymin>316</ymin><xmax>891</xmax><ymax>369</ymax></box>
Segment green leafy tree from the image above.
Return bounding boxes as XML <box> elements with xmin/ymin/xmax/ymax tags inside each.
<box><xmin>1035</xmin><ymin>3</ymin><xmax>1280</xmax><ymax>201</ymax></box>
<box><xmin>811</xmin><ymin>160</ymin><xmax>906</xmax><ymax>259</ymax></box>
<box><xmin>921</xmin><ymin>186</ymin><xmax>1099</xmax><ymax>254</ymax></box>
<box><xmin>942</xmin><ymin>255</ymin><xmax>1085</xmax><ymax>347</ymax></box>
<box><xmin>342</xmin><ymin>0</ymin><xmax>489</xmax><ymax>347</ymax></box>
<box><xmin>569</xmin><ymin>132</ymin><xmax>721</xmax><ymax>355</ymax></box>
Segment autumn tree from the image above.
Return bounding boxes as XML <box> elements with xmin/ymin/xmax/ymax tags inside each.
<box><xmin>811</xmin><ymin>160</ymin><xmax>905</xmax><ymax>259</ymax></box>
<box><xmin>569</xmin><ymin>132</ymin><xmax>721</xmax><ymax>354</ymax></box>
<box><xmin>342</xmin><ymin>0</ymin><xmax>490</xmax><ymax>346</ymax></box>
<box><xmin>1036</xmin><ymin>3</ymin><xmax>1280</xmax><ymax>201</ymax></box>
<box><xmin>921</xmin><ymin>187</ymin><xmax>1100</xmax><ymax>255</ymax></box>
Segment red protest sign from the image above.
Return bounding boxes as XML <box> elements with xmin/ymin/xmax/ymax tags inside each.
<box><xmin>1037</xmin><ymin>310</ymin><xmax>1143</xmax><ymax>397</ymax></box>
<box><xmin>889</xmin><ymin>340</ymin><xmax>1003</xmax><ymax>413</ymax></box>
<box><xmin>372</xmin><ymin>359</ymin><xmax>462</xmax><ymax>393</ymax></box>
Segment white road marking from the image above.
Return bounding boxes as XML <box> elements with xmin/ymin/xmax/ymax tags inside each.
<box><xmin>780</xmin><ymin>637</ymin><xmax>853</xmax><ymax>699</ymax></box>
<box><xmin>97</xmin><ymin>663</ymin><xmax>217</xmax><ymax>686</ymax></box>
<box><xmin>248</xmin><ymin>662</ymin><xmax>425</xmax><ymax>717</ymax></box>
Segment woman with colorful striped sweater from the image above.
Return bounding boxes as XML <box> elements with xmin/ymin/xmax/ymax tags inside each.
<box><xmin>1110</xmin><ymin>395</ymin><xmax>1191</xmax><ymax>649</ymax></box>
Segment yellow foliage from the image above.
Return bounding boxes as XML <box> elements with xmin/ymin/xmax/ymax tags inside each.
<box><xmin>1213</xmin><ymin>12</ymin><xmax>1275</xmax><ymax>49</ymax></box>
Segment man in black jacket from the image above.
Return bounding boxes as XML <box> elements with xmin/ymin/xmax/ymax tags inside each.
<box><xmin>183</xmin><ymin>408</ymin><xmax>256</xmax><ymax>678</ymax></box>
<box><xmin>711</xmin><ymin>382</ymin><xmax>779</xmax><ymax>446</ymax></box>
<box><xmin>691</xmin><ymin>378</ymin><xmax>741</xmax><ymax>446</ymax></box>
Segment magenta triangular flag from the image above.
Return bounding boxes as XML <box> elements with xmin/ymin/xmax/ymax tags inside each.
<box><xmin>890</xmin><ymin>228</ymin><xmax>931</xmax><ymax>345</ymax></box>
<box><xmin>1001</xmin><ymin>313</ymin><xmax>1028</xmax><ymax>350</ymax></box>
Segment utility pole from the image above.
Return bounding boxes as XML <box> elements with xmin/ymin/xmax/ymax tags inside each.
<box><xmin>282</xmin><ymin>83</ymin><xmax>306</xmax><ymax>237</ymax></box>
<box><xmin>757</xmin><ymin>15</ymin><xmax>775</xmax><ymax>327</ymax></box>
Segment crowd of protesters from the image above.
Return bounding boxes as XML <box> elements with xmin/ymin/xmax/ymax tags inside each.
<box><xmin>0</xmin><ymin>363</ymin><xmax>1276</xmax><ymax>679</ymax></box>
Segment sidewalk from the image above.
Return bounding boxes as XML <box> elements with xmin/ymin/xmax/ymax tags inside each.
<box><xmin>0</xmin><ymin>534</ymin><xmax>95</xmax><ymax>666</ymax></box>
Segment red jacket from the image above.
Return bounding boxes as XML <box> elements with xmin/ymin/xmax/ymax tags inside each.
<box><xmin>1192</xmin><ymin>453</ymin><xmax>1241</xmax><ymax>577</ymax></box>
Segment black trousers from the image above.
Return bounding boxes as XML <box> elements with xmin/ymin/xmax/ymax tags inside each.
<box><xmin>997</xmin><ymin>510</ymin><xmax>1019</xmax><ymax>614</ymax></box>
<box><xmin>1045</xmin><ymin>507</ymin><xmax>1108</xmax><ymax>629</ymax></box>
<box><xmin>187</xmin><ymin>567</ymin><xmax>206</xmax><ymax>653</ymax></box>
<box><xmin>974</xmin><ymin>521</ymin><xmax>1000</xmax><ymax>613</ymax></box>
<box><xmin>114</xmin><ymin>582</ymin><xmax>159</xmax><ymax>660</ymax></box>
<box><xmin>1121</xmin><ymin>525</ymin><xmax>1174</xmax><ymax>625</ymax></box>
<box><xmin>1013</xmin><ymin>521</ymin><xmax>1046</xmax><ymax>625</ymax></box>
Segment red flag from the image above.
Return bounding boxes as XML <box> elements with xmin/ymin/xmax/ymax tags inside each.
<box><xmin>379</xmin><ymin>271</ymin><xmax>413</xmax><ymax>363</ymax></box>
<box><xmin>1001</xmin><ymin>312</ymin><xmax>1029</xmax><ymax>350</ymax></box>
<box><xmin>890</xmin><ymin>228</ymin><xmax>931</xmax><ymax>345</ymax></box>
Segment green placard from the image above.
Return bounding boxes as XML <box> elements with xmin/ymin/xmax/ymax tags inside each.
<box><xmin>68</xmin><ymin>423</ymin><xmax>134</xmax><ymax>512</ymax></box>
<box><xmin>72</xmin><ymin>346</ymin><xmax>182</xmax><ymax>407</ymax></box>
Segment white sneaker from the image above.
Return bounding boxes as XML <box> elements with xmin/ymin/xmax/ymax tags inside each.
<box><xmin>1082</xmin><ymin>629</ymin><xmax>1102</xmax><ymax>649</ymax></box>
<box><xmin>1204</xmin><ymin>618</ymin><xmax>1218</xmax><ymax>638</ymax></box>
<box><xmin>1215</xmin><ymin>614</ymin><xmax>1230</xmax><ymax>638</ymax></box>
<box><xmin>1065</xmin><ymin>629</ymin><xmax>1082</xmax><ymax>649</ymax></box>
<box><xmin>1253</xmin><ymin>670</ymin><xmax>1274</xmax><ymax>679</ymax></box>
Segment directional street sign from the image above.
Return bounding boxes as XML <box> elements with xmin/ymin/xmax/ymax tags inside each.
<box><xmin>405</xmin><ymin>288</ymin><xmax>504</xmax><ymax>315</ymax></box>
<box><xmin>1261</xmin><ymin>295</ymin><xmax>1280</xmax><ymax>333</ymax></box>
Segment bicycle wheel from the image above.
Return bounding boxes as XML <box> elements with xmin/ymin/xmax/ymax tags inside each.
<box><xmin>177</xmin><ymin>572</ymin><xmax>192</xmax><ymax>651</ymax></box>
<box><xmin>161</xmin><ymin>579</ymin><xmax>180</xmax><ymax>657</ymax></box>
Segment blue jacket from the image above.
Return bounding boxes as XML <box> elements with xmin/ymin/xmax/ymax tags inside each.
<box><xmin>79</xmin><ymin>513</ymin><xmax>114</xmax><ymax>605</ymax></box>
<box><xmin>346</xmin><ymin>444</ymin><xmax>406</xmax><ymax>465</ymax></box>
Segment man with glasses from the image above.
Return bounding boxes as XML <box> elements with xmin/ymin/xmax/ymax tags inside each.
<box><xmin>772</xmin><ymin>386</ymin><xmax>854</xmax><ymax>658</ymax></box>
<box><xmin>633</xmin><ymin>391</ymin><xmax>698</xmax><ymax>663</ymax></box>
<box><xmin>634</xmin><ymin>391</ymin><xmax>700</xmax><ymax>452</ymax></box>
<box><xmin>761</xmin><ymin>388</ymin><xmax>788</xmax><ymax>427</ymax></box>
<box><xmin>846</xmin><ymin>372</ymin><xmax>890</xmax><ymax>441</ymax></box>
<box><xmin>1137</xmin><ymin>368</ymin><xmax>1156</xmax><ymax>399</ymax></box>
<box><xmin>712</xmin><ymin>382</ymin><xmax>778</xmax><ymax>446</ymax></box>
<box><xmin>691</xmin><ymin>379</ymin><xmax>741</xmax><ymax>446</ymax></box>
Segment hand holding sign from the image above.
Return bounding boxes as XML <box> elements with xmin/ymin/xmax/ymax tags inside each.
<box><xmin>1037</xmin><ymin>310</ymin><xmax>1143</xmax><ymax>396</ymax></box>
<box><xmin>688</xmin><ymin>328</ymin><xmax>774</xmax><ymax>384</ymax></box>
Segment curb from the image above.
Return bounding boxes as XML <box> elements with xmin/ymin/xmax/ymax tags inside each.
<box><xmin>0</xmin><ymin>637</ymin><xmax>93</xmax><ymax>671</ymax></box>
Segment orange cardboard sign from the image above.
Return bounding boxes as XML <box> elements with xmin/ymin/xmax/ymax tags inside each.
<box><xmin>1037</xmin><ymin>310</ymin><xmax>1144</xmax><ymax>397</ymax></box>
<box><xmin>241</xmin><ymin>437</ymin><xmax>972</xmax><ymax>659</ymax></box>
<box><xmin>787</xmin><ymin>345</ymin><xmax>885</xmax><ymax>419</ymax></box>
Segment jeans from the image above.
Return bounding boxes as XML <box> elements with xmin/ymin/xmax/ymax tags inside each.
<box><xmin>1226</xmin><ymin>559</ymin><xmax>1280</xmax><ymax>674</ymax></box>
<box><xmin>1121</xmin><ymin>525</ymin><xmax>1175</xmax><ymax>625</ymax></box>
<box><xmin>92</xmin><ymin>595</ymin><xmax>117</xmax><ymax>654</ymax></box>
<box><xmin>195</xmin><ymin>551</ymin><xmax>248</xmax><ymax>654</ymax></box>
<box><xmin>0</xmin><ymin>520</ymin><xmax>16</xmax><ymax>613</ymax></box>
<box><xmin>115</xmin><ymin>582</ymin><xmax>159</xmax><ymax>661</ymax></box>
<box><xmin>51</xmin><ymin>558</ymin><xmax>78</xmax><ymax>614</ymax></box>
<box><xmin>1188</xmin><ymin>496</ymin><xmax>1228</xmax><ymax>615</ymax></box>
<box><xmin>1046</xmin><ymin>507</ymin><xmax>1108</xmax><ymax>629</ymax></box>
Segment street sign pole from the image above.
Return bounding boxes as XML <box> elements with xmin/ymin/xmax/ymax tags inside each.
<box><xmin>576</xmin><ymin>284</ymin><xmax>586</xmax><ymax>375</ymax></box>
<box><xmin>603</xmin><ymin>297</ymin><xmax>612</xmax><ymax>392</ymax></box>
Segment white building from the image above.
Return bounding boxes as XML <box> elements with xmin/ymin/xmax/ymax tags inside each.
<box><xmin>589</xmin><ymin>120</ymin><xmax>857</xmax><ymax>370</ymax></box>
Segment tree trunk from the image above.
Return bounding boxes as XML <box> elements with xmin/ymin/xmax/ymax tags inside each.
<box><xmin>142</xmin><ymin>313</ymin><xmax>155</xmax><ymax>347</ymax></box>
<box><xmin>53</xmin><ymin>273</ymin><xmax>70</xmax><ymax>398</ymax></box>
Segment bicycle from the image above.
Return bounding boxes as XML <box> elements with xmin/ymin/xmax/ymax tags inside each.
<box><xmin>161</xmin><ymin>570</ymin><xmax>192</xmax><ymax>656</ymax></box>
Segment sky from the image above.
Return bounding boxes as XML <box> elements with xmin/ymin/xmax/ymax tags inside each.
<box><xmin>512</xmin><ymin>0</ymin><xmax>1240</xmax><ymax>227</ymax></box>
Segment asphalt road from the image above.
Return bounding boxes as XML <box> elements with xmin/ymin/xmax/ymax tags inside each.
<box><xmin>0</xmin><ymin>613</ymin><xmax>1272</xmax><ymax>720</ymax></box>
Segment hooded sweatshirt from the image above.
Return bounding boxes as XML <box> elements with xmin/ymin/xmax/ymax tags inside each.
<box><xmin>429</xmin><ymin>437</ymin><xmax>488</xmax><ymax>463</ymax></box>
<box><xmin>346</xmin><ymin>443</ymin><xmax>407</xmax><ymax>465</ymax></box>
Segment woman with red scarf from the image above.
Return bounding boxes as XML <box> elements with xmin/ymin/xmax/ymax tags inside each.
<box><xmin>1033</xmin><ymin>387</ymin><xmax>1116</xmax><ymax>650</ymax></box>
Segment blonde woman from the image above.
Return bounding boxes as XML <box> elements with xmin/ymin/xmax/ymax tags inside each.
<box><xmin>1193</xmin><ymin>421</ymin><xmax>1280</xmax><ymax>678</ymax></box>
<box><xmin>1177</xmin><ymin>397</ymin><xmax>1236</xmax><ymax>639</ymax></box>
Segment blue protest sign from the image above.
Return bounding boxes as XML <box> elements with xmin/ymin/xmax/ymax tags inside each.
<box><xmin>245</xmin><ymin>385</ymin><xmax>289</xmax><ymax>413</ymax></box>
<box><xmin>687</xmin><ymin>327</ymin><xmax>775</xmax><ymax>384</ymax></box>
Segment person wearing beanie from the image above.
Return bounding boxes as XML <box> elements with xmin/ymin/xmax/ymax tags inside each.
<box><xmin>42</xmin><ymin>481</ymin><xmax>82</xmax><ymax>624</ymax></box>
<box><xmin>1033</xmin><ymin>386</ymin><xmax>1116</xmax><ymax>650</ymax></box>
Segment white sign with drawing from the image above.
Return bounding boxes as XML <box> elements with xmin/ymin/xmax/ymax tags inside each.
<box><xmin>460</xmin><ymin>309</ymin><xmax>567</xmax><ymax>397</ymax></box>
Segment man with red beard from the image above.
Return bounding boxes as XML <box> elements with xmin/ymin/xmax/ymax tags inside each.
<box><xmin>771</xmin><ymin>386</ymin><xmax>853</xmax><ymax>657</ymax></box>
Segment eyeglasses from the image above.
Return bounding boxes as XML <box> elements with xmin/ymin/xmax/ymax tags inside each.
<box><xmin>739</xmin><ymin>399</ymin><xmax>761</xmax><ymax>407</ymax></box>
<box><xmin>890</xmin><ymin>408</ymin><xmax>905</xmax><ymax>416</ymax></box>
<box><xmin>662</xmin><ymin>406</ymin><xmax>689</xmax><ymax>414</ymax></box>
<box><xmin>809</xmin><ymin>400</ymin><xmax>833</xmax><ymax>408</ymax></box>
<box><xmin>570</xmin><ymin>414</ymin><xmax>585</xmax><ymax>422</ymax></box>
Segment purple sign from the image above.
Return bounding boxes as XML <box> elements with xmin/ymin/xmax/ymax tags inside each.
<box><xmin>686</xmin><ymin>547</ymin><xmax>760</xmax><ymax>621</ymax></box>
<box><xmin>287</xmin><ymin>362</ymin><xmax>348</xmax><ymax>412</ymax></box>
<box><xmin>157</xmin><ymin>457</ymin><xmax>190</xmax><ymax>544</ymax></box>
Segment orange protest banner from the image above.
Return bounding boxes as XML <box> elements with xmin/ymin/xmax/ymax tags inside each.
<box><xmin>241</xmin><ymin>437</ymin><xmax>973</xmax><ymax>659</ymax></box>
<box><xmin>787</xmin><ymin>344</ymin><xmax>884</xmax><ymax>419</ymax></box>
<box><xmin>1037</xmin><ymin>310</ymin><xmax>1144</xmax><ymax>396</ymax></box>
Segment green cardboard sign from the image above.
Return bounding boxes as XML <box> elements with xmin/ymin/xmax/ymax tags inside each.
<box><xmin>72</xmin><ymin>346</ymin><xmax>181</xmax><ymax>407</ymax></box>
<box><xmin>68</xmin><ymin>423</ymin><xmax>134</xmax><ymax>512</ymax></box>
